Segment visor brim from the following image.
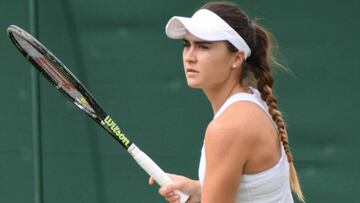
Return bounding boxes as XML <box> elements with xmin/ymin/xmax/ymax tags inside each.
<box><xmin>165</xmin><ymin>16</ymin><xmax>225</xmax><ymax>41</ymax></box>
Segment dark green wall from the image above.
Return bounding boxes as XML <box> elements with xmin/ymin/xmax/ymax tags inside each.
<box><xmin>1</xmin><ymin>0</ymin><xmax>359</xmax><ymax>202</ymax></box>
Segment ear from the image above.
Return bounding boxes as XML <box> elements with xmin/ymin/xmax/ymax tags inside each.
<box><xmin>232</xmin><ymin>51</ymin><xmax>245</xmax><ymax>68</ymax></box>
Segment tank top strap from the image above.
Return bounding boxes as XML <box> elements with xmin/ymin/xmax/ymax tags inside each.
<box><xmin>214</xmin><ymin>86</ymin><xmax>269</xmax><ymax>120</ymax></box>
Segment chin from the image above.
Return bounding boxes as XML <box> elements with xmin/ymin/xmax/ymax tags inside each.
<box><xmin>186</xmin><ymin>81</ymin><xmax>202</xmax><ymax>89</ymax></box>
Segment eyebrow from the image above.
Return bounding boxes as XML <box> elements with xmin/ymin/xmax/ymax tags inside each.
<box><xmin>182</xmin><ymin>39</ymin><xmax>213</xmax><ymax>45</ymax></box>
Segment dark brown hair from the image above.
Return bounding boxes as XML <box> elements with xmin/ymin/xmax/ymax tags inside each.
<box><xmin>201</xmin><ymin>1</ymin><xmax>304</xmax><ymax>201</ymax></box>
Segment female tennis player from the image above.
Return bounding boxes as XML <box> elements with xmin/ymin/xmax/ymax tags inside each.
<box><xmin>149</xmin><ymin>1</ymin><xmax>303</xmax><ymax>203</ymax></box>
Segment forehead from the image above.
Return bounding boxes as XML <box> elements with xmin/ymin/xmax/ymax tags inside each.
<box><xmin>183</xmin><ymin>32</ymin><xmax>227</xmax><ymax>46</ymax></box>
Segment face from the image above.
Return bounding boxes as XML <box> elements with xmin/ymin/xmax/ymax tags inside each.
<box><xmin>182</xmin><ymin>33</ymin><xmax>240</xmax><ymax>90</ymax></box>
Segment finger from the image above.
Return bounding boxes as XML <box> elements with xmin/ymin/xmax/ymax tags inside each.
<box><xmin>159</xmin><ymin>187</ymin><xmax>171</xmax><ymax>196</ymax></box>
<box><xmin>163</xmin><ymin>181</ymin><xmax>186</xmax><ymax>192</ymax></box>
<box><xmin>159</xmin><ymin>187</ymin><xmax>179</xmax><ymax>197</ymax></box>
<box><xmin>148</xmin><ymin>177</ymin><xmax>155</xmax><ymax>185</ymax></box>
<box><xmin>160</xmin><ymin>186</ymin><xmax>183</xmax><ymax>203</ymax></box>
<box><xmin>165</xmin><ymin>193</ymin><xmax>179</xmax><ymax>203</ymax></box>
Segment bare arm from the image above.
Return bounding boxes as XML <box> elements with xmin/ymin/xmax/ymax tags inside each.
<box><xmin>201</xmin><ymin>103</ymin><xmax>257</xmax><ymax>203</ymax></box>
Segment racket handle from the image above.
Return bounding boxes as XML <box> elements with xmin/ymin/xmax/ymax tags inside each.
<box><xmin>128</xmin><ymin>144</ymin><xmax>189</xmax><ymax>203</ymax></box>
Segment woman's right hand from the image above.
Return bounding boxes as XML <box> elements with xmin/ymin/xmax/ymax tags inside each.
<box><xmin>148</xmin><ymin>174</ymin><xmax>201</xmax><ymax>203</ymax></box>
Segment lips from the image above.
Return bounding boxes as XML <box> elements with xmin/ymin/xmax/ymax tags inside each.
<box><xmin>186</xmin><ymin>68</ymin><xmax>199</xmax><ymax>73</ymax></box>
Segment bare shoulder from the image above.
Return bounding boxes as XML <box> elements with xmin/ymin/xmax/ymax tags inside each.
<box><xmin>205</xmin><ymin>102</ymin><xmax>266</xmax><ymax>165</ymax></box>
<box><xmin>205</xmin><ymin>100</ymin><xmax>281</xmax><ymax>173</ymax></box>
<box><xmin>206</xmin><ymin>101</ymin><xmax>266</xmax><ymax>146</ymax></box>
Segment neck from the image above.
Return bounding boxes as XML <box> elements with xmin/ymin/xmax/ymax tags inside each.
<box><xmin>203</xmin><ymin>82</ymin><xmax>248</xmax><ymax>115</ymax></box>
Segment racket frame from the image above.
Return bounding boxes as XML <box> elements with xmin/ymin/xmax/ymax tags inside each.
<box><xmin>7</xmin><ymin>25</ymin><xmax>189</xmax><ymax>203</ymax></box>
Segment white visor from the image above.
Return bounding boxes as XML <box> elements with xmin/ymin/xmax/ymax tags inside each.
<box><xmin>165</xmin><ymin>9</ymin><xmax>251</xmax><ymax>59</ymax></box>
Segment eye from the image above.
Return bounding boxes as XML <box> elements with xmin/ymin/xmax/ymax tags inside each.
<box><xmin>182</xmin><ymin>41</ymin><xmax>190</xmax><ymax>48</ymax></box>
<box><xmin>198</xmin><ymin>44</ymin><xmax>209</xmax><ymax>50</ymax></box>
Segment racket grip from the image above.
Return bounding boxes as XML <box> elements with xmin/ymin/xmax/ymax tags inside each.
<box><xmin>128</xmin><ymin>144</ymin><xmax>189</xmax><ymax>203</ymax></box>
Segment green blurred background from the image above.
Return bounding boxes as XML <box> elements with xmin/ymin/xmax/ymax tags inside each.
<box><xmin>0</xmin><ymin>0</ymin><xmax>359</xmax><ymax>202</ymax></box>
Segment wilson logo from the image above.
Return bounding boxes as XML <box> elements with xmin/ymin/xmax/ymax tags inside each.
<box><xmin>101</xmin><ymin>115</ymin><xmax>130</xmax><ymax>147</ymax></box>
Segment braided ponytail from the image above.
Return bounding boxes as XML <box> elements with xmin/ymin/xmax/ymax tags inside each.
<box><xmin>246</xmin><ymin>23</ymin><xmax>304</xmax><ymax>202</ymax></box>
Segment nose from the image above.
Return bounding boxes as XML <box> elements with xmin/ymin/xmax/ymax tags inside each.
<box><xmin>183</xmin><ymin>46</ymin><xmax>197</xmax><ymax>64</ymax></box>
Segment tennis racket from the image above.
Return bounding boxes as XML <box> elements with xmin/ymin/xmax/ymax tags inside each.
<box><xmin>7</xmin><ymin>25</ymin><xmax>188</xmax><ymax>203</ymax></box>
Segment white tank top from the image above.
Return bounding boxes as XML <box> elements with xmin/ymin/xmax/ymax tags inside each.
<box><xmin>198</xmin><ymin>87</ymin><xmax>294</xmax><ymax>203</ymax></box>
